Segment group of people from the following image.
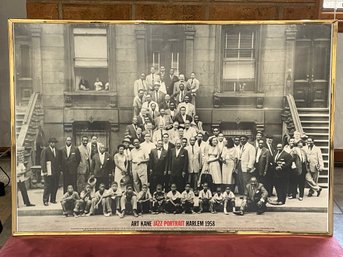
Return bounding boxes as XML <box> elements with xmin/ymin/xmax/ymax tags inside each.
<box><xmin>37</xmin><ymin>66</ymin><xmax>324</xmax><ymax>218</ymax></box>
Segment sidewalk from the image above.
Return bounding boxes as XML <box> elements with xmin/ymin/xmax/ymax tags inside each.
<box><xmin>17</xmin><ymin>187</ymin><xmax>328</xmax><ymax>216</ymax></box>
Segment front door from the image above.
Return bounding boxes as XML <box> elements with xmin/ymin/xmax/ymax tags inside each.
<box><xmin>147</xmin><ymin>25</ymin><xmax>185</xmax><ymax>75</ymax></box>
<box><xmin>293</xmin><ymin>25</ymin><xmax>331</xmax><ymax>108</ymax></box>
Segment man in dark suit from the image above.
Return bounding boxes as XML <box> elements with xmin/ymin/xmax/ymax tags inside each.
<box><xmin>151</xmin><ymin>82</ymin><xmax>166</xmax><ymax>106</ymax></box>
<box><xmin>271</xmin><ymin>143</ymin><xmax>292</xmax><ymax>205</ymax></box>
<box><xmin>41</xmin><ymin>137</ymin><xmax>61</xmax><ymax>206</ymax></box>
<box><xmin>173</xmin><ymin>83</ymin><xmax>191</xmax><ymax>105</ymax></box>
<box><xmin>164</xmin><ymin>68</ymin><xmax>179</xmax><ymax>96</ymax></box>
<box><xmin>174</xmin><ymin>106</ymin><xmax>192</xmax><ymax>128</ymax></box>
<box><xmin>159</xmin><ymin>94</ymin><xmax>176</xmax><ymax>111</ymax></box>
<box><xmin>91</xmin><ymin>144</ymin><xmax>114</xmax><ymax>190</ymax></box>
<box><xmin>126</xmin><ymin>117</ymin><xmax>140</xmax><ymax>139</ymax></box>
<box><xmin>168</xmin><ymin>139</ymin><xmax>188</xmax><ymax>191</ymax></box>
<box><xmin>265</xmin><ymin>135</ymin><xmax>276</xmax><ymax>196</ymax></box>
<box><xmin>254</xmin><ymin>139</ymin><xmax>270</xmax><ymax>186</ymax></box>
<box><xmin>61</xmin><ymin>137</ymin><xmax>81</xmax><ymax>194</ymax></box>
<box><xmin>162</xmin><ymin>133</ymin><xmax>175</xmax><ymax>191</ymax></box>
<box><xmin>149</xmin><ymin>140</ymin><xmax>169</xmax><ymax>193</ymax></box>
<box><xmin>131</xmin><ymin>127</ymin><xmax>144</xmax><ymax>143</ymax></box>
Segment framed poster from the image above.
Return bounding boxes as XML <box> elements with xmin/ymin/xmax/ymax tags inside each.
<box><xmin>9</xmin><ymin>19</ymin><xmax>337</xmax><ymax>235</ymax></box>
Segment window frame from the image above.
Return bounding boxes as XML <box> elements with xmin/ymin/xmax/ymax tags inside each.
<box><xmin>220</xmin><ymin>25</ymin><xmax>261</xmax><ymax>93</ymax></box>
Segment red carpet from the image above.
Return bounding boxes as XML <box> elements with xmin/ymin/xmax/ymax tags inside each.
<box><xmin>0</xmin><ymin>234</ymin><xmax>343</xmax><ymax>257</ymax></box>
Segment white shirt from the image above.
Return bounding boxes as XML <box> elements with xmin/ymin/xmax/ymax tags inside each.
<box><xmin>66</xmin><ymin>145</ymin><xmax>71</xmax><ymax>158</ymax></box>
<box><xmin>99</xmin><ymin>152</ymin><xmax>105</xmax><ymax>165</ymax></box>
<box><xmin>176</xmin><ymin>148</ymin><xmax>181</xmax><ymax>157</ymax></box>
<box><xmin>50</xmin><ymin>146</ymin><xmax>56</xmax><ymax>157</ymax></box>
<box><xmin>163</xmin><ymin>142</ymin><xmax>169</xmax><ymax>151</ymax></box>
<box><xmin>157</xmin><ymin>149</ymin><xmax>162</xmax><ymax>159</ymax></box>
<box><xmin>256</xmin><ymin>148</ymin><xmax>262</xmax><ymax>163</ymax></box>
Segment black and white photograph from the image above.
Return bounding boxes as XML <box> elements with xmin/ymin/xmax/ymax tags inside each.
<box><xmin>10</xmin><ymin>20</ymin><xmax>335</xmax><ymax>234</ymax></box>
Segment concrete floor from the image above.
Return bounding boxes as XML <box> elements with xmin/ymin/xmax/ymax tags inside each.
<box><xmin>1</xmin><ymin>158</ymin><xmax>343</xmax><ymax>247</ymax></box>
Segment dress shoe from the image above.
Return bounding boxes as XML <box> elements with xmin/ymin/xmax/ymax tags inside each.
<box><xmin>298</xmin><ymin>197</ymin><xmax>303</xmax><ymax>201</ymax></box>
<box><xmin>50</xmin><ymin>201</ymin><xmax>58</xmax><ymax>204</ymax></box>
<box><xmin>25</xmin><ymin>203</ymin><xmax>35</xmax><ymax>207</ymax></box>
<box><xmin>43</xmin><ymin>202</ymin><xmax>49</xmax><ymax>206</ymax></box>
<box><xmin>317</xmin><ymin>187</ymin><xmax>322</xmax><ymax>197</ymax></box>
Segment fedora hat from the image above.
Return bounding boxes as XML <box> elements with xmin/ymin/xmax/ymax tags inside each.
<box><xmin>48</xmin><ymin>137</ymin><xmax>58</xmax><ymax>143</ymax></box>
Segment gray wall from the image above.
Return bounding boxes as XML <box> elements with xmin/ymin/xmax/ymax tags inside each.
<box><xmin>0</xmin><ymin>0</ymin><xmax>26</xmax><ymax>148</ymax></box>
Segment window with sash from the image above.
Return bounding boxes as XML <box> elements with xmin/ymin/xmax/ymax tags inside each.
<box><xmin>73</xmin><ymin>27</ymin><xmax>109</xmax><ymax>91</ymax></box>
<box><xmin>222</xmin><ymin>26</ymin><xmax>258</xmax><ymax>92</ymax></box>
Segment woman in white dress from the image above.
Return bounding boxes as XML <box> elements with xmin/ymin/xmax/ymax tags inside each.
<box><xmin>113</xmin><ymin>144</ymin><xmax>128</xmax><ymax>186</ymax></box>
<box><xmin>207</xmin><ymin>137</ymin><xmax>222</xmax><ymax>191</ymax></box>
<box><xmin>221</xmin><ymin>137</ymin><xmax>237</xmax><ymax>191</ymax></box>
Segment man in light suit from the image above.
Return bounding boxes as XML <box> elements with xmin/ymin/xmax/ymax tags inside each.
<box><xmin>61</xmin><ymin>137</ymin><xmax>81</xmax><ymax>194</ymax></box>
<box><xmin>154</xmin><ymin>108</ymin><xmax>173</xmax><ymax>130</ymax></box>
<box><xmin>146</xmin><ymin>66</ymin><xmax>160</xmax><ymax>92</ymax></box>
<box><xmin>152</xmin><ymin>124</ymin><xmax>167</xmax><ymax>145</ymax></box>
<box><xmin>236</xmin><ymin>135</ymin><xmax>256</xmax><ymax>195</ymax></box>
<box><xmin>87</xmin><ymin>135</ymin><xmax>100</xmax><ymax>166</ymax></box>
<box><xmin>126</xmin><ymin>117</ymin><xmax>140</xmax><ymax>139</ymax></box>
<box><xmin>41</xmin><ymin>137</ymin><xmax>61</xmax><ymax>206</ymax></box>
<box><xmin>142</xmin><ymin>94</ymin><xmax>159</xmax><ymax>113</ymax></box>
<box><xmin>168</xmin><ymin>139</ymin><xmax>189</xmax><ymax>192</ymax></box>
<box><xmin>91</xmin><ymin>144</ymin><xmax>114</xmax><ymax>190</ymax></box>
<box><xmin>151</xmin><ymin>82</ymin><xmax>166</xmax><ymax>106</ymax></box>
<box><xmin>133</xmin><ymin>73</ymin><xmax>147</xmax><ymax>97</ymax></box>
<box><xmin>177</xmin><ymin>95</ymin><xmax>195</xmax><ymax>117</ymax></box>
<box><xmin>133</xmin><ymin>89</ymin><xmax>145</xmax><ymax>117</ymax></box>
<box><xmin>187</xmin><ymin>72</ymin><xmax>200</xmax><ymax>105</ymax></box>
<box><xmin>149</xmin><ymin>140</ymin><xmax>169</xmax><ymax>192</ymax></box>
<box><xmin>77</xmin><ymin>136</ymin><xmax>90</xmax><ymax>193</ymax></box>
<box><xmin>305</xmin><ymin>137</ymin><xmax>324</xmax><ymax>197</ymax></box>
<box><xmin>186</xmin><ymin>137</ymin><xmax>202</xmax><ymax>190</ymax></box>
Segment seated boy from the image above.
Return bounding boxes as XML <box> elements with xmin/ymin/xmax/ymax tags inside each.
<box><xmin>181</xmin><ymin>183</ymin><xmax>195</xmax><ymax>214</ymax></box>
<box><xmin>120</xmin><ymin>185</ymin><xmax>138</xmax><ymax>218</ymax></box>
<box><xmin>103</xmin><ymin>181</ymin><xmax>122</xmax><ymax>216</ymax></box>
<box><xmin>199</xmin><ymin>183</ymin><xmax>212</xmax><ymax>213</ymax></box>
<box><xmin>210</xmin><ymin>186</ymin><xmax>224</xmax><ymax>214</ymax></box>
<box><xmin>152</xmin><ymin>184</ymin><xmax>165</xmax><ymax>214</ymax></box>
<box><xmin>137</xmin><ymin>184</ymin><xmax>152</xmax><ymax>215</ymax></box>
<box><xmin>89</xmin><ymin>183</ymin><xmax>110</xmax><ymax>216</ymax></box>
<box><xmin>193</xmin><ymin>189</ymin><xmax>201</xmax><ymax>213</ymax></box>
<box><xmin>165</xmin><ymin>184</ymin><xmax>182</xmax><ymax>214</ymax></box>
<box><xmin>61</xmin><ymin>185</ymin><xmax>80</xmax><ymax>217</ymax></box>
<box><xmin>223</xmin><ymin>186</ymin><xmax>236</xmax><ymax>215</ymax></box>
<box><xmin>74</xmin><ymin>184</ymin><xmax>93</xmax><ymax>216</ymax></box>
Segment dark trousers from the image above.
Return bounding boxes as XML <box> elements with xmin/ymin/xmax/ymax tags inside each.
<box><xmin>274</xmin><ymin>173</ymin><xmax>289</xmax><ymax>204</ymax></box>
<box><xmin>165</xmin><ymin>199</ymin><xmax>183</xmax><ymax>213</ymax></box>
<box><xmin>95</xmin><ymin>176</ymin><xmax>110</xmax><ymax>190</ymax></box>
<box><xmin>17</xmin><ymin>181</ymin><xmax>30</xmax><ymax>205</ymax></box>
<box><xmin>170</xmin><ymin>175</ymin><xmax>186</xmax><ymax>192</ymax></box>
<box><xmin>298</xmin><ymin>165</ymin><xmax>307</xmax><ymax>198</ymax></box>
<box><xmin>152</xmin><ymin>200</ymin><xmax>165</xmax><ymax>213</ymax></box>
<box><xmin>182</xmin><ymin>200</ymin><xmax>194</xmax><ymax>213</ymax></box>
<box><xmin>235</xmin><ymin>161</ymin><xmax>245</xmax><ymax>195</ymax></box>
<box><xmin>138</xmin><ymin>201</ymin><xmax>151</xmax><ymax>214</ymax></box>
<box><xmin>150</xmin><ymin>174</ymin><xmax>164</xmax><ymax>194</ymax></box>
<box><xmin>200</xmin><ymin>198</ymin><xmax>211</xmax><ymax>212</ymax></box>
<box><xmin>242</xmin><ymin>199</ymin><xmax>267</xmax><ymax>214</ymax></box>
<box><xmin>188</xmin><ymin>173</ymin><xmax>199</xmax><ymax>190</ymax></box>
<box><xmin>43</xmin><ymin>174</ymin><xmax>59</xmax><ymax>203</ymax></box>
<box><xmin>289</xmin><ymin>171</ymin><xmax>298</xmax><ymax>197</ymax></box>
<box><xmin>264</xmin><ymin>168</ymin><xmax>274</xmax><ymax>196</ymax></box>
<box><xmin>63</xmin><ymin>172</ymin><xmax>77</xmax><ymax>194</ymax></box>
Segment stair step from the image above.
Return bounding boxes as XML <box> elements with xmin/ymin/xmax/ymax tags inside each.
<box><xmin>301</xmin><ymin>120</ymin><xmax>329</xmax><ymax>124</ymax></box>
<box><xmin>299</xmin><ymin>113</ymin><xmax>329</xmax><ymax>117</ymax></box>
<box><xmin>297</xmin><ymin>108</ymin><xmax>329</xmax><ymax>112</ymax></box>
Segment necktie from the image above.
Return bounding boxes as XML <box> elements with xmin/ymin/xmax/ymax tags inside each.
<box><xmin>181</xmin><ymin>91</ymin><xmax>184</xmax><ymax>101</ymax></box>
<box><xmin>191</xmin><ymin>79</ymin><xmax>194</xmax><ymax>85</ymax></box>
<box><xmin>53</xmin><ymin>148</ymin><xmax>56</xmax><ymax>157</ymax></box>
<box><xmin>161</xmin><ymin>130</ymin><xmax>163</xmax><ymax>139</ymax></box>
<box><xmin>152</xmin><ymin>112</ymin><xmax>155</xmax><ymax>119</ymax></box>
<box><xmin>192</xmin><ymin>145</ymin><xmax>194</xmax><ymax>154</ymax></box>
<box><xmin>152</xmin><ymin>74</ymin><xmax>154</xmax><ymax>84</ymax></box>
<box><xmin>155</xmin><ymin>91</ymin><xmax>158</xmax><ymax>101</ymax></box>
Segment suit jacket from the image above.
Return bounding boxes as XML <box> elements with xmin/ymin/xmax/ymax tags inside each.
<box><xmin>149</xmin><ymin>148</ymin><xmax>169</xmax><ymax>176</ymax></box>
<box><xmin>77</xmin><ymin>145</ymin><xmax>90</xmax><ymax>175</ymax></box>
<box><xmin>255</xmin><ymin>147</ymin><xmax>269</xmax><ymax>176</ymax></box>
<box><xmin>160</xmin><ymin>99</ymin><xmax>176</xmax><ymax>110</ymax></box>
<box><xmin>274</xmin><ymin>150</ymin><xmax>292</xmax><ymax>177</ymax></box>
<box><xmin>133</xmin><ymin>79</ymin><xmax>147</xmax><ymax>96</ymax></box>
<box><xmin>165</xmin><ymin>109</ymin><xmax>178</xmax><ymax>121</ymax></box>
<box><xmin>131</xmin><ymin>133</ymin><xmax>145</xmax><ymax>143</ymax></box>
<box><xmin>177</xmin><ymin>102</ymin><xmax>195</xmax><ymax>117</ymax></box>
<box><xmin>152</xmin><ymin>129</ymin><xmax>168</xmax><ymax>144</ymax></box>
<box><xmin>40</xmin><ymin>146</ymin><xmax>61</xmax><ymax>176</ymax></box>
<box><xmin>174</xmin><ymin>113</ymin><xmax>193</xmax><ymax>126</ymax></box>
<box><xmin>293</xmin><ymin>147</ymin><xmax>309</xmax><ymax>175</ymax></box>
<box><xmin>185</xmin><ymin>144</ymin><xmax>202</xmax><ymax>173</ymax></box>
<box><xmin>174</xmin><ymin>90</ymin><xmax>191</xmax><ymax>105</ymax></box>
<box><xmin>151</xmin><ymin>90</ymin><xmax>166</xmax><ymax>105</ymax></box>
<box><xmin>305</xmin><ymin>145</ymin><xmax>324</xmax><ymax>172</ymax></box>
<box><xmin>136</xmin><ymin>114</ymin><xmax>153</xmax><ymax>127</ymax></box>
<box><xmin>61</xmin><ymin>145</ymin><xmax>81</xmax><ymax>175</ymax></box>
<box><xmin>168</xmin><ymin>148</ymin><xmax>188</xmax><ymax>177</ymax></box>
<box><xmin>146</xmin><ymin>73</ymin><xmax>161</xmax><ymax>91</ymax></box>
<box><xmin>91</xmin><ymin>152</ymin><xmax>114</xmax><ymax>178</ymax></box>
<box><xmin>173</xmin><ymin>81</ymin><xmax>190</xmax><ymax>96</ymax></box>
<box><xmin>238</xmin><ymin>143</ymin><xmax>256</xmax><ymax>173</ymax></box>
<box><xmin>164</xmin><ymin>74</ymin><xmax>179</xmax><ymax>95</ymax></box>
<box><xmin>187</xmin><ymin>78</ymin><xmax>200</xmax><ymax>92</ymax></box>
<box><xmin>133</xmin><ymin>96</ymin><xmax>145</xmax><ymax>117</ymax></box>
<box><xmin>126</xmin><ymin>124</ymin><xmax>140</xmax><ymax>138</ymax></box>
<box><xmin>244</xmin><ymin>183</ymin><xmax>268</xmax><ymax>201</ymax></box>
<box><xmin>154</xmin><ymin>114</ymin><xmax>173</xmax><ymax>129</ymax></box>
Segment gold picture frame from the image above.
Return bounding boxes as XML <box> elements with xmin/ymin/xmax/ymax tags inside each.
<box><xmin>9</xmin><ymin>19</ymin><xmax>337</xmax><ymax>236</ymax></box>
